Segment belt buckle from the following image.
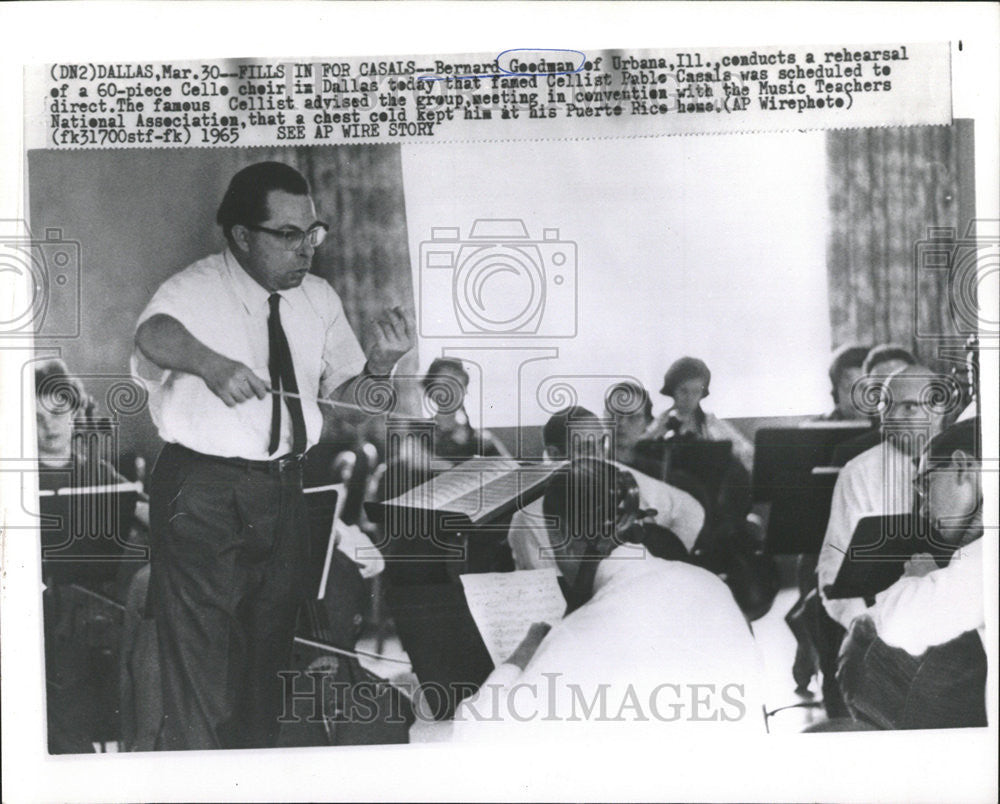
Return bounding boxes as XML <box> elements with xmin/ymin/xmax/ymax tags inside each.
<box><xmin>276</xmin><ymin>454</ymin><xmax>303</xmax><ymax>472</ymax></box>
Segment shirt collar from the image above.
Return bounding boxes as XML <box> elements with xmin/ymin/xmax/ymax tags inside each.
<box><xmin>223</xmin><ymin>248</ymin><xmax>303</xmax><ymax>314</ymax></box>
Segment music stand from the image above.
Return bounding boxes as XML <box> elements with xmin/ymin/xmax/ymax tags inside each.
<box><xmin>40</xmin><ymin>484</ymin><xmax>142</xmax><ymax>586</ymax></box>
<box><xmin>824</xmin><ymin>513</ymin><xmax>955</xmax><ymax>600</ymax></box>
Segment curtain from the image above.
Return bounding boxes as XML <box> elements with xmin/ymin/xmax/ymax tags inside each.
<box><xmin>825</xmin><ymin>125</ymin><xmax>970</xmax><ymax>369</ymax></box>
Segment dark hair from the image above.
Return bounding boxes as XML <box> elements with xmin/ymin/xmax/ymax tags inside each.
<box><xmin>34</xmin><ymin>358</ymin><xmax>91</xmax><ymax>415</ymax></box>
<box><xmin>828</xmin><ymin>343</ymin><xmax>870</xmax><ymax>398</ymax></box>
<box><xmin>924</xmin><ymin>417</ymin><xmax>981</xmax><ymax>466</ymax></box>
<box><xmin>604</xmin><ymin>381</ymin><xmax>652</xmax><ymax>421</ymax></box>
<box><xmin>216</xmin><ymin>162</ymin><xmax>310</xmax><ymax>243</ymax></box>
<box><xmin>543</xmin><ymin>406</ymin><xmax>598</xmax><ymax>456</ymax></box>
<box><xmin>863</xmin><ymin>343</ymin><xmax>917</xmax><ymax>376</ymax></box>
<box><xmin>543</xmin><ymin>458</ymin><xmax>644</xmax><ymax>610</ymax></box>
<box><xmin>422</xmin><ymin>357</ymin><xmax>469</xmax><ymax>390</ymax></box>
<box><xmin>542</xmin><ymin>457</ymin><xmax>643</xmax><ymax>542</ymax></box>
<box><xmin>660</xmin><ymin>357</ymin><xmax>711</xmax><ymax>398</ymax></box>
<box><xmin>422</xmin><ymin>358</ymin><xmax>469</xmax><ymax>415</ymax></box>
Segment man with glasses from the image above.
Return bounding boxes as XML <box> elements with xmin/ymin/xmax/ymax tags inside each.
<box><xmin>869</xmin><ymin>417</ymin><xmax>984</xmax><ymax>652</ymax></box>
<box><xmin>834</xmin><ymin>418</ymin><xmax>986</xmax><ymax>729</ymax></box>
<box><xmin>817</xmin><ymin>364</ymin><xmax>959</xmax><ymax>630</ymax></box>
<box><xmin>132</xmin><ymin>161</ymin><xmax>412</xmax><ymax>750</ymax></box>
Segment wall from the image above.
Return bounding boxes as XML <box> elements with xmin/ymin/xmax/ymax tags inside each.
<box><xmin>399</xmin><ymin>133</ymin><xmax>833</xmax><ymax>429</ymax></box>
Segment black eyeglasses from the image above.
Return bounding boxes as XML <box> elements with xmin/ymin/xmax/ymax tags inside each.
<box><xmin>246</xmin><ymin>223</ymin><xmax>329</xmax><ymax>250</ymax></box>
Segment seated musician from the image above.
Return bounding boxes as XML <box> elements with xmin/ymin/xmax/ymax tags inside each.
<box><xmin>507</xmin><ymin>406</ymin><xmax>704</xmax><ymax>571</ymax></box>
<box><xmin>868</xmin><ymin>418</ymin><xmax>984</xmax><ymax>654</ymax></box>
<box><xmin>603</xmin><ymin>380</ymin><xmax>655</xmax><ymax>468</ymax></box>
<box><xmin>36</xmin><ymin>358</ymin><xmax>97</xmax><ymax>474</ymax></box>
<box><xmin>455</xmin><ymin>457</ymin><xmax>764</xmax><ymax>738</ymax></box>
<box><xmin>831</xmin><ymin>343</ymin><xmax>917</xmax><ymax>466</ymax></box>
<box><xmin>818</xmin><ymin>364</ymin><xmax>957</xmax><ymax>630</ymax></box>
<box><xmin>645</xmin><ymin>356</ymin><xmax>754</xmax><ymax>472</ymax></box>
<box><xmin>35</xmin><ymin>358</ymin><xmax>148</xmax><ymax>529</ymax></box>
<box><xmin>422</xmin><ymin>357</ymin><xmax>508</xmax><ymax>462</ymax></box>
<box><xmin>814</xmin><ymin>343</ymin><xmax>871</xmax><ymax>421</ymax></box>
<box><xmin>835</xmin><ymin>418</ymin><xmax>987</xmax><ymax>729</ymax></box>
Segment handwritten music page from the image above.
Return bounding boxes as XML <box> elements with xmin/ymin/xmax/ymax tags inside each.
<box><xmin>460</xmin><ymin>569</ymin><xmax>567</xmax><ymax>667</ymax></box>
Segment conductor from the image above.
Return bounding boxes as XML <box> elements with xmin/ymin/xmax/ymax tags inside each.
<box><xmin>132</xmin><ymin>161</ymin><xmax>412</xmax><ymax>750</ymax></box>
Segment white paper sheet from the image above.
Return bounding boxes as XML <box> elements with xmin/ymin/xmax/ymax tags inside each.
<box><xmin>460</xmin><ymin>569</ymin><xmax>566</xmax><ymax>667</ymax></box>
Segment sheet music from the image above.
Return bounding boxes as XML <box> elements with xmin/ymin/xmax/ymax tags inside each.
<box><xmin>383</xmin><ymin>458</ymin><xmax>563</xmax><ymax>523</ymax></box>
<box><xmin>460</xmin><ymin>569</ymin><xmax>566</xmax><ymax>667</ymax></box>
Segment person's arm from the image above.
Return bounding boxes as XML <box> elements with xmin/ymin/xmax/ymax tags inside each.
<box><xmin>452</xmin><ymin>622</ymin><xmax>552</xmax><ymax>726</ymax></box>
<box><xmin>630</xmin><ymin>468</ymin><xmax>705</xmax><ymax>552</ymax></box>
<box><xmin>135</xmin><ymin>314</ymin><xmax>269</xmax><ymax>407</ymax></box>
<box><xmin>869</xmin><ymin>540</ymin><xmax>984</xmax><ymax>655</ymax></box>
<box><xmin>326</xmin><ymin>306</ymin><xmax>413</xmax><ymax>408</ymax></box>
<box><xmin>817</xmin><ymin>467</ymin><xmax>870</xmax><ymax>629</ymax></box>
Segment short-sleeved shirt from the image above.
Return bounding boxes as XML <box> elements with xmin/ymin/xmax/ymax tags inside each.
<box><xmin>817</xmin><ymin>440</ymin><xmax>915</xmax><ymax>629</ymax></box>
<box><xmin>132</xmin><ymin>249</ymin><xmax>366</xmax><ymax>460</ymax></box>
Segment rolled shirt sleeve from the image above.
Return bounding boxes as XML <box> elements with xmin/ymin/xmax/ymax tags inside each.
<box><xmin>870</xmin><ymin>539</ymin><xmax>984</xmax><ymax>656</ymax></box>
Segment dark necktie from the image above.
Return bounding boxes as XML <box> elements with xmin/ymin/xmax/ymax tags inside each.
<box><xmin>267</xmin><ymin>293</ymin><xmax>307</xmax><ymax>455</ymax></box>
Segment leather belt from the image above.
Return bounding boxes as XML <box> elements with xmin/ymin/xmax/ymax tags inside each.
<box><xmin>172</xmin><ymin>444</ymin><xmax>304</xmax><ymax>475</ymax></box>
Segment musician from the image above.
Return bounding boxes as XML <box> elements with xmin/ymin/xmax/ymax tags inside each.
<box><xmin>835</xmin><ymin>419</ymin><xmax>987</xmax><ymax>729</ymax></box>
<box><xmin>868</xmin><ymin>418</ymin><xmax>984</xmax><ymax>654</ymax></box>
<box><xmin>455</xmin><ymin>458</ymin><xmax>764</xmax><ymax>738</ymax></box>
<box><xmin>817</xmin><ymin>343</ymin><xmax>871</xmax><ymax>421</ymax></box>
<box><xmin>817</xmin><ymin>365</ymin><xmax>958</xmax><ymax>630</ymax></box>
<box><xmin>131</xmin><ymin>161</ymin><xmax>412</xmax><ymax>750</ymax></box>
<box><xmin>506</xmin><ymin>405</ymin><xmax>704</xmax><ymax>571</ymax></box>
<box><xmin>645</xmin><ymin>357</ymin><xmax>754</xmax><ymax>472</ymax></box>
<box><xmin>35</xmin><ymin>357</ymin><xmax>148</xmax><ymax>529</ymax></box>
<box><xmin>421</xmin><ymin>357</ymin><xmax>507</xmax><ymax>461</ymax></box>
<box><xmin>35</xmin><ymin>358</ymin><xmax>90</xmax><ymax>470</ymax></box>
<box><xmin>603</xmin><ymin>380</ymin><xmax>654</xmax><ymax>468</ymax></box>
<box><xmin>831</xmin><ymin>344</ymin><xmax>918</xmax><ymax>466</ymax></box>
<box><xmin>35</xmin><ymin>359</ymin><xmax>148</xmax><ymax>752</ymax></box>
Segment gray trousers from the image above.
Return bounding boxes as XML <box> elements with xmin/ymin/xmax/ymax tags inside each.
<box><xmin>147</xmin><ymin>443</ymin><xmax>308</xmax><ymax>750</ymax></box>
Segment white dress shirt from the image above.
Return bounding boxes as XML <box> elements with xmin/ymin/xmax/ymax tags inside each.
<box><xmin>453</xmin><ymin>547</ymin><xmax>766</xmax><ymax>740</ymax></box>
<box><xmin>817</xmin><ymin>440</ymin><xmax>915</xmax><ymax>629</ymax></box>
<box><xmin>507</xmin><ymin>461</ymin><xmax>706</xmax><ymax>572</ymax></box>
<box><xmin>132</xmin><ymin>249</ymin><xmax>366</xmax><ymax>459</ymax></box>
<box><xmin>870</xmin><ymin>537</ymin><xmax>984</xmax><ymax>656</ymax></box>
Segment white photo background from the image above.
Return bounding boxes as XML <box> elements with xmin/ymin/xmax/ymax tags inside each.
<box><xmin>401</xmin><ymin>133</ymin><xmax>830</xmax><ymax>428</ymax></box>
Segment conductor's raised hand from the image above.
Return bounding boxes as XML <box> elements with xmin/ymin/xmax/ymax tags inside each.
<box><xmin>202</xmin><ymin>355</ymin><xmax>270</xmax><ymax>407</ymax></box>
<box><xmin>365</xmin><ymin>305</ymin><xmax>413</xmax><ymax>376</ymax></box>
